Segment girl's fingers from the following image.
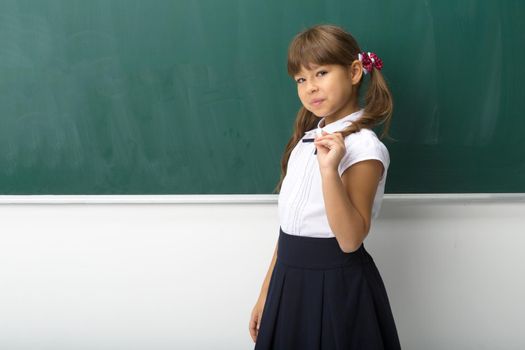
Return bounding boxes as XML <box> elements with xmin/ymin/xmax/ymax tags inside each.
<box><xmin>314</xmin><ymin>140</ymin><xmax>329</xmax><ymax>147</ymax></box>
<box><xmin>315</xmin><ymin>133</ymin><xmax>343</xmax><ymax>143</ymax></box>
<box><xmin>248</xmin><ymin>310</ymin><xmax>262</xmax><ymax>342</ymax></box>
<box><xmin>315</xmin><ymin>133</ymin><xmax>345</xmax><ymax>152</ymax></box>
<box><xmin>249</xmin><ymin>314</ymin><xmax>258</xmax><ymax>338</ymax></box>
<box><xmin>314</xmin><ymin>139</ymin><xmax>342</xmax><ymax>149</ymax></box>
<box><xmin>319</xmin><ymin>133</ymin><xmax>344</xmax><ymax>141</ymax></box>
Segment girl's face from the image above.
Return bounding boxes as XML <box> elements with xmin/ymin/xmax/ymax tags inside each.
<box><xmin>294</xmin><ymin>61</ymin><xmax>362</xmax><ymax>124</ymax></box>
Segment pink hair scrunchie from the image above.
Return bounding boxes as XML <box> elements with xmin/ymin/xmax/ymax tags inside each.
<box><xmin>358</xmin><ymin>52</ymin><xmax>383</xmax><ymax>75</ymax></box>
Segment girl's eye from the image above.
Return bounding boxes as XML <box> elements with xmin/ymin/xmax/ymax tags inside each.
<box><xmin>295</xmin><ymin>71</ymin><xmax>326</xmax><ymax>84</ymax></box>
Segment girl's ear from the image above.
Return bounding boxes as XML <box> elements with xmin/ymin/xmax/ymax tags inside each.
<box><xmin>349</xmin><ymin>60</ymin><xmax>363</xmax><ymax>85</ymax></box>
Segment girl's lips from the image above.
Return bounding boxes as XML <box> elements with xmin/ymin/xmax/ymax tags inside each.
<box><xmin>311</xmin><ymin>99</ymin><xmax>324</xmax><ymax>106</ymax></box>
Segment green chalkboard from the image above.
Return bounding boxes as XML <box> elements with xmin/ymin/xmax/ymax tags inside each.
<box><xmin>0</xmin><ymin>0</ymin><xmax>523</xmax><ymax>194</ymax></box>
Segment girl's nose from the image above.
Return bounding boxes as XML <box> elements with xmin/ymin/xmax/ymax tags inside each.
<box><xmin>308</xmin><ymin>83</ymin><xmax>319</xmax><ymax>93</ymax></box>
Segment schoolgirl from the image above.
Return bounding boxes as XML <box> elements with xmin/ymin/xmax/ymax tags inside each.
<box><xmin>249</xmin><ymin>24</ymin><xmax>401</xmax><ymax>349</ymax></box>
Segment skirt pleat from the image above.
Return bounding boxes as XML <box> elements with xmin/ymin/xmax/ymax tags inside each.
<box><xmin>254</xmin><ymin>227</ymin><xmax>401</xmax><ymax>350</ymax></box>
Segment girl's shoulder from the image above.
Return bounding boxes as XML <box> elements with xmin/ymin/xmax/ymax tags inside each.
<box><xmin>344</xmin><ymin>127</ymin><xmax>386</xmax><ymax>149</ymax></box>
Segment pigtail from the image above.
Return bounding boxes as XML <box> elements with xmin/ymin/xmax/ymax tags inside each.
<box><xmin>338</xmin><ymin>58</ymin><xmax>394</xmax><ymax>141</ymax></box>
<box><xmin>364</xmin><ymin>68</ymin><xmax>394</xmax><ymax>140</ymax></box>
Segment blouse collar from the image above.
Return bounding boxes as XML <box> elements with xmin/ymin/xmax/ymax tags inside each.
<box><xmin>303</xmin><ymin>109</ymin><xmax>364</xmax><ymax>138</ymax></box>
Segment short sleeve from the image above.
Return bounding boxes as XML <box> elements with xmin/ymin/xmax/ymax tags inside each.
<box><xmin>338</xmin><ymin>129</ymin><xmax>390</xmax><ymax>181</ymax></box>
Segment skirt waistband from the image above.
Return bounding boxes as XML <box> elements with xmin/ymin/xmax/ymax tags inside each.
<box><xmin>277</xmin><ymin>227</ymin><xmax>373</xmax><ymax>270</ymax></box>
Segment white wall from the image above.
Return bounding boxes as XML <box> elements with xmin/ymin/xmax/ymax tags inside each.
<box><xmin>0</xmin><ymin>195</ymin><xmax>524</xmax><ymax>349</ymax></box>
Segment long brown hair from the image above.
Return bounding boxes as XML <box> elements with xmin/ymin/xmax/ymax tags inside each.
<box><xmin>273</xmin><ymin>24</ymin><xmax>394</xmax><ymax>194</ymax></box>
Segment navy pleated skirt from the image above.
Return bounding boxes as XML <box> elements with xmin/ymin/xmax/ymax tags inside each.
<box><xmin>254</xmin><ymin>227</ymin><xmax>401</xmax><ymax>350</ymax></box>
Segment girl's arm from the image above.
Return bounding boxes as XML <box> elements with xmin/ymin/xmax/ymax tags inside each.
<box><xmin>320</xmin><ymin>159</ymin><xmax>383</xmax><ymax>253</ymax></box>
<box><xmin>258</xmin><ymin>242</ymin><xmax>278</xmax><ymax>297</ymax></box>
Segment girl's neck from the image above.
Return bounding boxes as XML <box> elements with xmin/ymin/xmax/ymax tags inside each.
<box><xmin>321</xmin><ymin>102</ymin><xmax>360</xmax><ymax>126</ymax></box>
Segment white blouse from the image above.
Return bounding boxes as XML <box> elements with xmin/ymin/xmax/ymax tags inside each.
<box><xmin>278</xmin><ymin>109</ymin><xmax>390</xmax><ymax>238</ymax></box>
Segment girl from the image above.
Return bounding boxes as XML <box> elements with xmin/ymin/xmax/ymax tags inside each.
<box><xmin>249</xmin><ymin>24</ymin><xmax>401</xmax><ymax>349</ymax></box>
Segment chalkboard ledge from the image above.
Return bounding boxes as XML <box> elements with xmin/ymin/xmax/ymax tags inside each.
<box><xmin>0</xmin><ymin>194</ymin><xmax>524</xmax><ymax>204</ymax></box>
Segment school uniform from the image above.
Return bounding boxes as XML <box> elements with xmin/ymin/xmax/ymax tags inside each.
<box><xmin>254</xmin><ymin>109</ymin><xmax>401</xmax><ymax>350</ymax></box>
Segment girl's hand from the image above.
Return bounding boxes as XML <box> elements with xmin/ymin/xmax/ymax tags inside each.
<box><xmin>314</xmin><ymin>131</ymin><xmax>346</xmax><ymax>171</ymax></box>
<box><xmin>249</xmin><ymin>294</ymin><xmax>266</xmax><ymax>343</ymax></box>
